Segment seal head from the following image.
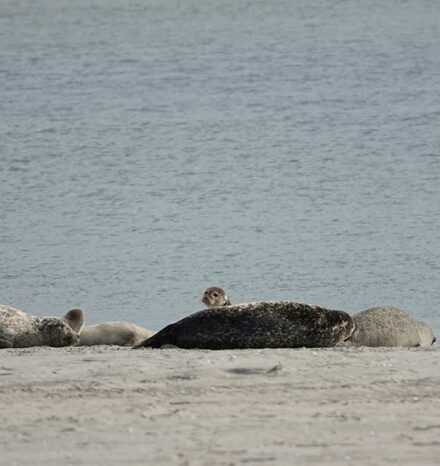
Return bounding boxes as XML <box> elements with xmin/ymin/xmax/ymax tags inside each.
<box><xmin>37</xmin><ymin>317</ymin><xmax>80</xmax><ymax>347</ymax></box>
<box><xmin>202</xmin><ymin>287</ymin><xmax>231</xmax><ymax>308</ymax></box>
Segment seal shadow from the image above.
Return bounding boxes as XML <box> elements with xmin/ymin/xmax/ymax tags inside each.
<box><xmin>225</xmin><ymin>364</ymin><xmax>283</xmax><ymax>376</ymax></box>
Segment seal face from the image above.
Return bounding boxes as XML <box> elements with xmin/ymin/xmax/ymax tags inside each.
<box><xmin>0</xmin><ymin>305</ymin><xmax>80</xmax><ymax>348</ymax></box>
<box><xmin>202</xmin><ymin>287</ymin><xmax>231</xmax><ymax>308</ymax></box>
<box><xmin>135</xmin><ymin>301</ymin><xmax>355</xmax><ymax>350</ymax></box>
<box><xmin>78</xmin><ymin>322</ymin><xmax>155</xmax><ymax>346</ymax></box>
<box><xmin>350</xmin><ymin>306</ymin><xmax>436</xmax><ymax>347</ymax></box>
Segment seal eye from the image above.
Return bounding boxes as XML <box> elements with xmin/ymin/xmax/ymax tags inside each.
<box><xmin>213</xmin><ymin>292</ymin><xmax>219</xmax><ymax>298</ymax></box>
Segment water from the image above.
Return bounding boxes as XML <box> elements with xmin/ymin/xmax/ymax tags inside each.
<box><xmin>1</xmin><ymin>0</ymin><xmax>440</xmax><ymax>335</ymax></box>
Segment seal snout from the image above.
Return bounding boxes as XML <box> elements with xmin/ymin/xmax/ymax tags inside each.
<box><xmin>202</xmin><ymin>292</ymin><xmax>210</xmax><ymax>305</ymax></box>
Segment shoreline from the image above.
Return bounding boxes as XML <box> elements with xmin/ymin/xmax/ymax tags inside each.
<box><xmin>1</xmin><ymin>346</ymin><xmax>439</xmax><ymax>465</ymax></box>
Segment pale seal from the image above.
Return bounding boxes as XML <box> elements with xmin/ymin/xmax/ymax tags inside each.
<box><xmin>79</xmin><ymin>322</ymin><xmax>155</xmax><ymax>346</ymax></box>
<box><xmin>202</xmin><ymin>287</ymin><xmax>231</xmax><ymax>308</ymax></box>
<box><xmin>350</xmin><ymin>306</ymin><xmax>436</xmax><ymax>347</ymax></box>
<box><xmin>0</xmin><ymin>304</ymin><xmax>81</xmax><ymax>348</ymax></box>
<box><xmin>134</xmin><ymin>301</ymin><xmax>355</xmax><ymax>350</ymax></box>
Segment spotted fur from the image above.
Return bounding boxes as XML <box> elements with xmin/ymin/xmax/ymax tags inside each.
<box><xmin>0</xmin><ymin>305</ymin><xmax>80</xmax><ymax>348</ymax></box>
<box><xmin>350</xmin><ymin>306</ymin><xmax>436</xmax><ymax>347</ymax></box>
<box><xmin>135</xmin><ymin>301</ymin><xmax>355</xmax><ymax>350</ymax></box>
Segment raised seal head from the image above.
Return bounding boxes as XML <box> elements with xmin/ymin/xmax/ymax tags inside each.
<box><xmin>202</xmin><ymin>287</ymin><xmax>231</xmax><ymax>308</ymax></box>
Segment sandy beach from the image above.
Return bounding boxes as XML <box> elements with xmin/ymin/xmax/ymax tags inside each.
<box><xmin>0</xmin><ymin>346</ymin><xmax>439</xmax><ymax>465</ymax></box>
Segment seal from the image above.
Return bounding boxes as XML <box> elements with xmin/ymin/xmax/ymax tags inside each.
<box><xmin>79</xmin><ymin>322</ymin><xmax>155</xmax><ymax>346</ymax></box>
<box><xmin>134</xmin><ymin>301</ymin><xmax>355</xmax><ymax>350</ymax></box>
<box><xmin>0</xmin><ymin>304</ymin><xmax>81</xmax><ymax>348</ymax></box>
<box><xmin>350</xmin><ymin>306</ymin><xmax>436</xmax><ymax>347</ymax></box>
<box><xmin>202</xmin><ymin>287</ymin><xmax>231</xmax><ymax>308</ymax></box>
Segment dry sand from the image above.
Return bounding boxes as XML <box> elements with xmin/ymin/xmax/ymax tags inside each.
<box><xmin>0</xmin><ymin>346</ymin><xmax>439</xmax><ymax>465</ymax></box>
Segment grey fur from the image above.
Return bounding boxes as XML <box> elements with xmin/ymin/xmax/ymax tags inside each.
<box><xmin>0</xmin><ymin>305</ymin><xmax>80</xmax><ymax>348</ymax></box>
<box><xmin>135</xmin><ymin>301</ymin><xmax>355</xmax><ymax>350</ymax></box>
<box><xmin>351</xmin><ymin>306</ymin><xmax>436</xmax><ymax>347</ymax></box>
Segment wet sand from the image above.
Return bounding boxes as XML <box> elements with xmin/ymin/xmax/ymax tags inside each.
<box><xmin>0</xmin><ymin>346</ymin><xmax>439</xmax><ymax>465</ymax></box>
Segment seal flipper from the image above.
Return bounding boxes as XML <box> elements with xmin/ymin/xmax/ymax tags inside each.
<box><xmin>61</xmin><ymin>309</ymin><xmax>85</xmax><ymax>333</ymax></box>
<box><xmin>133</xmin><ymin>322</ymin><xmax>177</xmax><ymax>348</ymax></box>
<box><xmin>0</xmin><ymin>335</ymin><xmax>13</xmax><ymax>348</ymax></box>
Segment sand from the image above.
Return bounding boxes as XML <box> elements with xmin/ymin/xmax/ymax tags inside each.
<box><xmin>0</xmin><ymin>346</ymin><xmax>439</xmax><ymax>466</ymax></box>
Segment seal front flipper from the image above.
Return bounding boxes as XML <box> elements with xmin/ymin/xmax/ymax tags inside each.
<box><xmin>0</xmin><ymin>334</ymin><xmax>13</xmax><ymax>349</ymax></box>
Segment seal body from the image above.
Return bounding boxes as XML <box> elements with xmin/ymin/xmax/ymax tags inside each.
<box><xmin>135</xmin><ymin>301</ymin><xmax>355</xmax><ymax>350</ymax></box>
<box><xmin>79</xmin><ymin>322</ymin><xmax>155</xmax><ymax>346</ymax></box>
<box><xmin>202</xmin><ymin>287</ymin><xmax>231</xmax><ymax>308</ymax></box>
<box><xmin>0</xmin><ymin>305</ymin><xmax>80</xmax><ymax>348</ymax></box>
<box><xmin>351</xmin><ymin>306</ymin><xmax>436</xmax><ymax>347</ymax></box>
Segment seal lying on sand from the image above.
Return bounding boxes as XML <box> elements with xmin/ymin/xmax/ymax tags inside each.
<box><xmin>0</xmin><ymin>304</ymin><xmax>81</xmax><ymax>348</ymax></box>
<box><xmin>79</xmin><ymin>322</ymin><xmax>155</xmax><ymax>346</ymax></box>
<box><xmin>202</xmin><ymin>287</ymin><xmax>231</xmax><ymax>308</ymax></box>
<box><xmin>134</xmin><ymin>301</ymin><xmax>355</xmax><ymax>350</ymax></box>
<box><xmin>350</xmin><ymin>306</ymin><xmax>436</xmax><ymax>347</ymax></box>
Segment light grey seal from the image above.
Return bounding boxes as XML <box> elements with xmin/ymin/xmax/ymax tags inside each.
<box><xmin>79</xmin><ymin>322</ymin><xmax>155</xmax><ymax>346</ymax></box>
<box><xmin>202</xmin><ymin>287</ymin><xmax>231</xmax><ymax>308</ymax></box>
<box><xmin>134</xmin><ymin>301</ymin><xmax>355</xmax><ymax>350</ymax></box>
<box><xmin>350</xmin><ymin>306</ymin><xmax>436</xmax><ymax>347</ymax></box>
<box><xmin>0</xmin><ymin>304</ymin><xmax>81</xmax><ymax>348</ymax></box>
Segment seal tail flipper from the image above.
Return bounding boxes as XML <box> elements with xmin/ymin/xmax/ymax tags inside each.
<box><xmin>132</xmin><ymin>323</ymin><xmax>175</xmax><ymax>349</ymax></box>
<box><xmin>61</xmin><ymin>309</ymin><xmax>85</xmax><ymax>333</ymax></box>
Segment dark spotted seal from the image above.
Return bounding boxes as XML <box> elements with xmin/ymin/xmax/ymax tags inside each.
<box><xmin>134</xmin><ymin>301</ymin><xmax>355</xmax><ymax>350</ymax></box>
<box><xmin>202</xmin><ymin>287</ymin><xmax>231</xmax><ymax>308</ymax></box>
<box><xmin>79</xmin><ymin>322</ymin><xmax>155</xmax><ymax>346</ymax></box>
<box><xmin>0</xmin><ymin>304</ymin><xmax>82</xmax><ymax>348</ymax></box>
<box><xmin>350</xmin><ymin>306</ymin><xmax>436</xmax><ymax>347</ymax></box>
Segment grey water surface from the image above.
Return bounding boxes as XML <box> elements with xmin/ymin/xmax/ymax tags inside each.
<box><xmin>1</xmin><ymin>0</ymin><xmax>439</xmax><ymax>335</ymax></box>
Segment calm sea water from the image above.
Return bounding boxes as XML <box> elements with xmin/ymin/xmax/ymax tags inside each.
<box><xmin>1</xmin><ymin>0</ymin><xmax>439</xmax><ymax>335</ymax></box>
